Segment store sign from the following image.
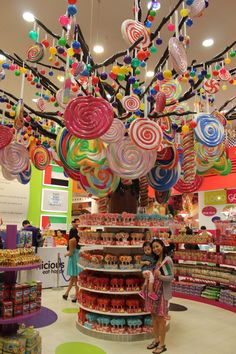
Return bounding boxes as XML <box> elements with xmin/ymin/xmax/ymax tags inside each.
<box><xmin>202</xmin><ymin>206</ymin><xmax>217</xmax><ymax>217</ymax></box>
<box><xmin>227</xmin><ymin>189</ymin><xmax>236</xmax><ymax>204</ymax></box>
<box><xmin>204</xmin><ymin>190</ymin><xmax>226</xmax><ymax>205</ymax></box>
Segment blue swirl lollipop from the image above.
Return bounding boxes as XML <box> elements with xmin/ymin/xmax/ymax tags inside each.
<box><xmin>193</xmin><ymin>113</ymin><xmax>224</xmax><ymax>147</ymax></box>
<box><xmin>147</xmin><ymin>163</ymin><xmax>181</xmax><ymax>191</ymax></box>
<box><xmin>17</xmin><ymin>162</ymin><xmax>32</xmax><ymax>184</ymax></box>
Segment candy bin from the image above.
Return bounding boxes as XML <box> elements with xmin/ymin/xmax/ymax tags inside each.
<box><xmin>110</xmin><ymin>318</ymin><xmax>126</xmax><ymax>334</ymax></box>
<box><xmin>1</xmin><ymin>301</ymin><xmax>13</xmax><ymax>318</ymax></box>
<box><xmin>97</xmin><ymin>297</ymin><xmax>110</xmax><ymax>312</ymax></box>
<box><xmin>115</xmin><ymin>232</ymin><xmax>130</xmax><ymax>245</ymax></box>
<box><xmin>130</xmin><ymin>233</ymin><xmax>144</xmax><ymax>245</ymax></box>
<box><xmin>127</xmin><ymin>317</ymin><xmax>143</xmax><ymax>334</ymax></box>
<box><xmin>101</xmin><ymin>233</ymin><xmax>114</xmax><ymax>245</ymax></box>
<box><xmin>126</xmin><ymin>277</ymin><xmax>141</xmax><ymax>291</ymax></box>
<box><xmin>143</xmin><ymin>316</ymin><xmax>153</xmax><ymax>333</ymax></box>
<box><xmin>104</xmin><ymin>254</ymin><xmax>118</xmax><ymax>269</ymax></box>
<box><xmin>96</xmin><ymin>277</ymin><xmax>110</xmax><ymax>291</ymax></box>
<box><xmin>110</xmin><ymin>298</ymin><xmax>125</xmax><ymax>313</ymax></box>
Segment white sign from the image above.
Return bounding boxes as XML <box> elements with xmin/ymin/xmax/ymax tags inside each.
<box><xmin>41</xmin><ymin>188</ymin><xmax>68</xmax><ymax>212</ymax></box>
<box><xmin>0</xmin><ymin>171</ymin><xmax>29</xmax><ymax>227</ymax></box>
<box><xmin>35</xmin><ymin>247</ymin><xmax>69</xmax><ymax>288</ymax></box>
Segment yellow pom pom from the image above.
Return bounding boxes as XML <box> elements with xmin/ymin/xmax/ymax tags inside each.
<box><xmin>180</xmin><ymin>8</ymin><xmax>189</xmax><ymax>17</ymax></box>
<box><xmin>233</xmin><ymin>80</ymin><xmax>236</xmax><ymax>85</ymax></box>
<box><xmin>182</xmin><ymin>125</ymin><xmax>189</xmax><ymax>134</ymax></box>
<box><xmin>181</xmin><ymin>76</ymin><xmax>188</xmax><ymax>83</ymax></box>
<box><xmin>199</xmin><ymin>88</ymin><xmax>205</xmax><ymax>94</ymax></box>
<box><xmin>9</xmin><ymin>111</ymin><xmax>15</xmax><ymax>117</ymax></box>
<box><xmin>112</xmin><ymin>65</ymin><xmax>120</xmax><ymax>74</ymax></box>
<box><xmin>224</xmin><ymin>57</ymin><xmax>231</xmax><ymax>65</ymax></box>
<box><xmin>116</xmin><ymin>93</ymin><xmax>123</xmax><ymax>100</ymax></box>
<box><xmin>49</xmin><ymin>47</ymin><xmax>57</xmax><ymax>55</ymax></box>
<box><xmin>120</xmin><ymin>66</ymin><xmax>129</xmax><ymax>75</ymax></box>
<box><xmin>29</xmin><ymin>136</ymin><xmax>34</xmax><ymax>142</ymax></box>
<box><xmin>67</xmin><ymin>48</ymin><xmax>74</xmax><ymax>56</ymax></box>
<box><xmin>163</xmin><ymin>70</ymin><xmax>172</xmax><ymax>80</ymax></box>
<box><xmin>222</xmin><ymin>84</ymin><xmax>228</xmax><ymax>91</ymax></box>
<box><xmin>48</xmin><ymin>56</ymin><xmax>53</xmax><ymax>62</ymax></box>
<box><xmin>20</xmin><ymin>67</ymin><xmax>27</xmax><ymax>74</ymax></box>
<box><xmin>140</xmin><ymin>103</ymin><xmax>145</xmax><ymax>111</ymax></box>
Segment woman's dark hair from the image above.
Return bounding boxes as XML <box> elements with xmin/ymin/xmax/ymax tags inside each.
<box><xmin>200</xmin><ymin>226</ymin><xmax>207</xmax><ymax>230</ymax></box>
<box><xmin>185</xmin><ymin>226</ymin><xmax>193</xmax><ymax>235</ymax></box>
<box><xmin>151</xmin><ymin>239</ymin><xmax>169</xmax><ymax>259</ymax></box>
<box><xmin>67</xmin><ymin>228</ymin><xmax>80</xmax><ymax>250</ymax></box>
<box><xmin>143</xmin><ymin>241</ymin><xmax>152</xmax><ymax>249</ymax></box>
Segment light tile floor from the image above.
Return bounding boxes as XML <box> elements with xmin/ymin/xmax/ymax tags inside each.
<box><xmin>41</xmin><ymin>289</ymin><xmax>236</xmax><ymax>354</ymax></box>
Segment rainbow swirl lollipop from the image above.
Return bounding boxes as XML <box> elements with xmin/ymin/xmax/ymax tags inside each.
<box><xmin>160</xmin><ymin>79</ymin><xmax>182</xmax><ymax>105</ymax></box>
<box><xmin>0</xmin><ymin>142</ymin><xmax>29</xmax><ymax>174</ymax></box>
<box><xmin>17</xmin><ymin>162</ymin><xmax>32</xmax><ymax>184</ymax></box>
<box><xmin>64</xmin><ymin>167</ymin><xmax>83</xmax><ymax>181</ymax></box>
<box><xmin>27</xmin><ymin>43</ymin><xmax>45</xmax><ymax>63</ymax></box>
<box><xmin>160</xmin><ymin>116</ymin><xmax>175</xmax><ymax>142</ymax></box>
<box><xmin>156</xmin><ymin>143</ymin><xmax>178</xmax><ymax>169</ymax></box>
<box><xmin>196</xmin><ymin>154</ymin><xmax>229</xmax><ymax>176</ymax></box>
<box><xmin>100</xmin><ymin>118</ymin><xmax>125</xmax><ymax>144</ymax></box>
<box><xmin>165</xmin><ymin>102</ymin><xmax>190</xmax><ymax>125</ymax></box>
<box><xmin>194</xmin><ymin>113</ymin><xmax>224</xmax><ymax>147</ymax></box>
<box><xmin>174</xmin><ymin>175</ymin><xmax>203</xmax><ymax>193</ymax></box>
<box><xmin>64</xmin><ymin>96</ymin><xmax>114</xmax><ymax>139</ymax></box>
<box><xmin>56</xmin><ymin>128</ymin><xmax>80</xmax><ymax>172</ymax></box>
<box><xmin>106</xmin><ymin>136</ymin><xmax>156</xmax><ymax>179</ymax></box>
<box><xmin>67</xmin><ymin>138</ymin><xmax>106</xmax><ymax>168</ymax></box>
<box><xmin>56</xmin><ymin>89</ymin><xmax>77</xmax><ymax>109</ymax></box>
<box><xmin>195</xmin><ymin>142</ymin><xmax>224</xmax><ymax>162</ymax></box>
<box><xmin>155</xmin><ymin>190</ymin><xmax>172</xmax><ymax>204</ymax></box>
<box><xmin>147</xmin><ymin>163</ymin><xmax>181</xmax><ymax>191</ymax></box>
<box><xmin>31</xmin><ymin>145</ymin><xmax>51</xmax><ymax>170</ymax></box>
<box><xmin>80</xmin><ymin>165</ymin><xmax>120</xmax><ymax>197</ymax></box>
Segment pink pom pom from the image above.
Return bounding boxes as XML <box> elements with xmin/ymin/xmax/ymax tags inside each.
<box><xmin>168</xmin><ymin>23</ymin><xmax>175</xmax><ymax>31</ymax></box>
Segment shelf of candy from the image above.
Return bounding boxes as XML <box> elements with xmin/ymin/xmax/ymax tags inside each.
<box><xmin>78</xmin><ymin>309</ymin><xmax>152</xmax><ymax>336</ymax></box>
<box><xmin>173</xmin><ymin>250</ymin><xmax>219</xmax><ymax>263</ymax></box>
<box><xmin>214</xmin><ymin>220</ymin><xmax>236</xmax><ymax>246</ymax></box>
<box><xmin>173</xmin><ymin>281</ymin><xmax>205</xmax><ymax>297</ymax></box>
<box><xmin>79</xmin><ymin>230</ymin><xmax>150</xmax><ymax>246</ymax></box>
<box><xmin>219</xmin><ymin>289</ymin><xmax>236</xmax><ymax>307</ymax></box>
<box><xmin>224</xmin><ymin>253</ymin><xmax>236</xmax><ymax>266</ymax></box>
<box><xmin>0</xmin><ymin>249</ymin><xmax>41</xmax><ymax>269</ymax></box>
<box><xmin>0</xmin><ymin>281</ymin><xmax>42</xmax><ymax>323</ymax></box>
<box><xmin>78</xmin><ymin>290</ymin><xmax>148</xmax><ymax>315</ymax></box>
<box><xmin>79</xmin><ymin>250</ymin><xmax>142</xmax><ymax>271</ymax></box>
<box><xmin>170</xmin><ymin>233</ymin><xmax>210</xmax><ymax>245</ymax></box>
<box><xmin>0</xmin><ymin>324</ymin><xmax>41</xmax><ymax>353</ymax></box>
<box><xmin>16</xmin><ymin>230</ymin><xmax>33</xmax><ymax>248</ymax></box>
<box><xmin>78</xmin><ymin>270</ymin><xmax>142</xmax><ymax>294</ymax></box>
<box><xmin>174</xmin><ymin>264</ymin><xmax>236</xmax><ymax>285</ymax></box>
<box><xmin>78</xmin><ymin>212</ymin><xmax>168</xmax><ymax>227</ymax></box>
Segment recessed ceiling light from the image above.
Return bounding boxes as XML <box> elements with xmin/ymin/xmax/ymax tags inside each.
<box><xmin>106</xmin><ymin>93</ymin><xmax>111</xmax><ymax>100</ymax></box>
<box><xmin>32</xmin><ymin>98</ymin><xmax>38</xmax><ymax>103</ymax></box>
<box><xmin>93</xmin><ymin>45</ymin><xmax>104</xmax><ymax>54</ymax></box>
<box><xmin>147</xmin><ymin>1</ymin><xmax>161</xmax><ymax>10</ymax></box>
<box><xmin>202</xmin><ymin>38</ymin><xmax>214</xmax><ymax>47</ymax></box>
<box><xmin>57</xmin><ymin>75</ymin><xmax>65</xmax><ymax>82</ymax></box>
<box><xmin>23</xmin><ymin>12</ymin><xmax>35</xmax><ymax>23</ymax></box>
<box><xmin>146</xmin><ymin>70</ymin><xmax>154</xmax><ymax>78</ymax></box>
<box><xmin>0</xmin><ymin>55</ymin><xmax>6</xmax><ymax>61</ymax></box>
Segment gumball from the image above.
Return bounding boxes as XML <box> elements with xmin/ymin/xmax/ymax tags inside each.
<box><xmin>186</xmin><ymin>18</ymin><xmax>193</xmax><ymax>27</ymax></box>
<box><xmin>59</xmin><ymin>15</ymin><xmax>70</xmax><ymax>26</ymax></box>
<box><xmin>14</xmin><ymin>70</ymin><xmax>20</xmax><ymax>76</ymax></box>
<box><xmin>168</xmin><ymin>23</ymin><xmax>175</xmax><ymax>31</ymax></box>
<box><xmin>29</xmin><ymin>30</ymin><xmax>38</xmax><ymax>41</ymax></box>
<box><xmin>150</xmin><ymin>10</ymin><xmax>157</xmax><ymax>16</ymax></box>
<box><xmin>137</xmin><ymin>50</ymin><xmax>146</xmax><ymax>61</ymax></box>
<box><xmin>67</xmin><ymin>48</ymin><xmax>74</xmax><ymax>56</ymax></box>
<box><xmin>180</xmin><ymin>8</ymin><xmax>189</xmax><ymax>17</ymax></box>
<box><xmin>182</xmin><ymin>124</ymin><xmax>189</xmax><ymax>134</ymax></box>
<box><xmin>112</xmin><ymin>65</ymin><xmax>120</xmax><ymax>74</ymax></box>
<box><xmin>229</xmin><ymin>51</ymin><xmax>236</xmax><ymax>57</ymax></box>
<box><xmin>68</xmin><ymin>0</ymin><xmax>77</xmax><ymax>3</ymax></box>
<box><xmin>67</xmin><ymin>5</ymin><xmax>77</xmax><ymax>15</ymax></box>
<box><xmin>163</xmin><ymin>70</ymin><xmax>172</xmax><ymax>79</ymax></box>
<box><xmin>42</xmin><ymin>39</ymin><xmax>50</xmax><ymax>48</ymax></box>
<box><xmin>131</xmin><ymin>58</ymin><xmax>140</xmax><ymax>67</ymax></box>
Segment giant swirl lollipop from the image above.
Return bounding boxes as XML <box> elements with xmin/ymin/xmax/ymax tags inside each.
<box><xmin>160</xmin><ymin>79</ymin><xmax>182</xmax><ymax>105</ymax></box>
<box><xmin>121</xmin><ymin>19</ymin><xmax>150</xmax><ymax>49</ymax></box>
<box><xmin>107</xmin><ymin>137</ymin><xmax>156</xmax><ymax>179</ymax></box>
<box><xmin>129</xmin><ymin>118</ymin><xmax>163</xmax><ymax>151</ymax></box>
<box><xmin>169</xmin><ymin>37</ymin><xmax>188</xmax><ymax>75</ymax></box>
<box><xmin>0</xmin><ymin>126</ymin><xmax>13</xmax><ymax>149</ymax></box>
<box><xmin>30</xmin><ymin>145</ymin><xmax>51</xmax><ymax>170</ymax></box>
<box><xmin>147</xmin><ymin>163</ymin><xmax>181</xmax><ymax>191</ymax></box>
<box><xmin>64</xmin><ymin>96</ymin><xmax>114</xmax><ymax>139</ymax></box>
<box><xmin>100</xmin><ymin>118</ymin><xmax>125</xmax><ymax>144</ymax></box>
<box><xmin>193</xmin><ymin>113</ymin><xmax>224</xmax><ymax>147</ymax></box>
<box><xmin>0</xmin><ymin>142</ymin><xmax>29</xmax><ymax>174</ymax></box>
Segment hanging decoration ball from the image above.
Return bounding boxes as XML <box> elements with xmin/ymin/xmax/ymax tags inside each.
<box><xmin>123</xmin><ymin>55</ymin><xmax>132</xmax><ymax>64</ymax></box>
<box><xmin>163</xmin><ymin>69</ymin><xmax>172</xmax><ymax>79</ymax></box>
<box><xmin>68</xmin><ymin>0</ymin><xmax>77</xmax><ymax>4</ymax></box>
<box><xmin>41</xmin><ymin>39</ymin><xmax>50</xmax><ymax>48</ymax></box>
<box><xmin>128</xmin><ymin>76</ymin><xmax>136</xmax><ymax>84</ymax></box>
<box><xmin>119</xmin><ymin>66</ymin><xmax>129</xmax><ymax>75</ymax></box>
<box><xmin>215</xmin><ymin>64</ymin><xmax>221</xmax><ymax>70</ymax></box>
<box><xmin>111</xmin><ymin>65</ymin><xmax>120</xmax><ymax>74</ymax></box>
<box><xmin>145</xmin><ymin>21</ymin><xmax>152</xmax><ymax>28</ymax></box>
<box><xmin>67</xmin><ymin>5</ymin><xmax>77</xmax><ymax>16</ymax></box>
<box><xmin>14</xmin><ymin>70</ymin><xmax>20</xmax><ymax>76</ymax></box>
<box><xmin>100</xmin><ymin>72</ymin><xmax>107</xmax><ymax>80</ymax></box>
<box><xmin>168</xmin><ymin>23</ymin><xmax>175</xmax><ymax>31</ymax></box>
<box><xmin>229</xmin><ymin>79</ymin><xmax>234</xmax><ymax>85</ymax></box>
<box><xmin>224</xmin><ymin>57</ymin><xmax>231</xmax><ymax>65</ymax></box>
<box><xmin>186</xmin><ymin>0</ymin><xmax>194</xmax><ymax>5</ymax></box>
<box><xmin>58</xmin><ymin>37</ymin><xmax>67</xmax><ymax>47</ymax></box>
<box><xmin>186</xmin><ymin>18</ymin><xmax>193</xmax><ymax>27</ymax></box>
<box><xmin>157</xmin><ymin>72</ymin><xmax>164</xmax><ymax>81</ymax></box>
<box><xmin>72</xmin><ymin>41</ymin><xmax>81</xmax><ymax>50</ymax></box>
<box><xmin>140</xmin><ymin>61</ymin><xmax>146</xmax><ymax>67</ymax></box>
<box><xmin>156</xmin><ymin>38</ymin><xmax>162</xmax><ymax>45</ymax></box>
<box><xmin>137</xmin><ymin>50</ymin><xmax>146</xmax><ymax>61</ymax></box>
<box><xmin>92</xmin><ymin>76</ymin><xmax>99</xmax><ymax>85</ymax></box>
<box><xmin>9</xmin><ymin>64</ymin><xmax>15</xmax><ymax>71</ymax></box>
<box><xmin>131</xmin><ymin>58</ymin><xmax>141</xmax><ymax>67</ymax></box>
<box><xmin>135</xmin><ymin>68</ymin><xmax>141</xmax><ymax>75</ymax></box>
<box><xmin>116</xmin><ymin>93</ymin><xmax>123</xmax><ymax>100</ymax></box>
<box><xmin>49</xmin><ymin>71</ymin><xmax>54</xmax><ymax>76</ymax></box>
<box><xmin>222</xmin><ymin>84</ymin><xmax>228</xmax><ymax>90</ymax></box>
<box><xmin>179</xmin><ymin>34</ymin><xmax>184</xmax><ymax>42</ymax></box>
<box><xmin>150</xmin><ymin>45</ymin><xmax>157</xmax><ymax>54</ymax></box>
<box><xmin>49</xmin><ymin>46</ymin><xmax>57</xmax><ymax>55</ymax></box>
<box><xmin>59</xmin><ymin>15</ymin><xmax>70</xmax><ymax>26</ymax></box>
<box><xmin>2</xmin><ymin>63</ymin><xmax>9</xmax><ymax>69</ymax></box>
<box><xmin>189</xmin><ymin>120</ymin><xmax>197</xmax><ymax>129</ymax></box>
<box><xmin>20</xmin><ymin>67</ymin><xmax>27</xmax><ymax>74</ymax></box>
<box><xmin>213</xmin><ymin>70</ymin><xmax>219</xmax><ymax>76</ymax></box>
<box><xmin>67</xmin><ymin>48</ymin><xmax>74</xmax><ymax>56</ymax></box>
<box><xmin>57</xmin><ymin>46</ymin><xmax>65</xmax><ymax>55</ymax></box>
<box><xmin>229</xmin><ymin>51</ymin><xmax>236</xmax><ymax>58</ymax></box>
<box><xmin>145</xmin><ymin>49</ymin><xmax>151</xmax><ymax>58</ymax></box>
<box><xmin>180</xmin><ymin>8</ymin><xmax>189</xmax><ymax>17</ymax></box>
<box><xmin>29</xmin><ymin>30</ymin><xmax>38</xmax><ymax>41</ymax></box>
<box><xmin>172</xmin><ymin>123</ymin><xmax>178</xmax><ymax>131</ymax></box>
<box><xmin>190</xmin><ymin>70</ymin><xmax>196</xmax><ymax>77</ymax></box>
<box><xmin>205</xmin><ymin>73</ymin><xmax>211</xmax><ymax>79</ymax></box>
<box><xmin>133</xmin><ymin>82</ymin><xmax>139</xmax><ymax>89</ymax></box>
<box><xmin>182</xmin><ymin>124</ymin><xmax>189</xmax><ymax>134</ymax></box>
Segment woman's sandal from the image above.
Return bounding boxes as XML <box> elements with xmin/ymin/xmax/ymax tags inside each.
<box><xmin>147</xmin><ymin>341</ymin><xmax>159</xmax><ymax>350</ymax></box>
<box><xmin>62</xmin><ymin>294</ymin><xmax>68</xmax><ymax>300</ymax></box>
<box><xmin>152</xmin><ymin>345</ymin><xmax>167</xmax><ymax>354</ymax></box>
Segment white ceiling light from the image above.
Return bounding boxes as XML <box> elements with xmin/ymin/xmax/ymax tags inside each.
<box><xmin>202</xmin><ymin>38</ymin><xmax>214</xmax><ymax>48</ymax></box>
<box><xmin>93</xmin><ymin>45</ymin><xmax>104</xmax><ymax>54</ymax></box>
<box><xmin>57</xmin><ymin>75</ymin><xmax>65</xmax><ymax>82</ymax></box>
<box><xmin>23</xmin><ymin>12</ymin><xmax>35</xmax><ymax>23</ymax></box>
<box><xmin>0</xmin><ymin>55</ymin><xmax>6</xmax><ymax>61</ymax></box>
<box><xmin>146</xmin><ymin>70</ymin><xmax>154</xmax><ymax>78</ymax></box>
<box><xmin>147</xmin><ymin>1</ymin><xmax>161</xmax><ymax>10</ymax></box>
<box><xmin>32</xmin><ymin>98</ymin><xmax>38</xmax><ymax>103</ymax></box>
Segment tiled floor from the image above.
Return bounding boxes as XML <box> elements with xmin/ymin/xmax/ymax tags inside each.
<box><xmin>41</xmin><ymin>289</ymin><xmax>236</xmax><ymax>354</ymax></box>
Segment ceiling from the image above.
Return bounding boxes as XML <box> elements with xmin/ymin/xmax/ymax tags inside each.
<box><xmin>0</xmin><ymin>0</ymin><xmax>236</xmax><ymax>115</ymax></box>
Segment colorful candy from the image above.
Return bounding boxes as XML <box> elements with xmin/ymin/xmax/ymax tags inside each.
<box><xmin>165</xmin><ymin>102</ymin><xmax>189</xmax><ymax>125</ymax></box>
<box><xmin>160</xmin><ymin>116</ymin><xmax>175</xmax><ymax>141</ymax></box>
<box><xmin>121</xmin><ymin>19</ymin><xmax>150</xmax><ymax>49</ymax></box>
<box><xmin>17</xmin><ymin>161</ymin><xmax>32</xmax><ymax>184</ymax></box>
<box><xmin>129</xmin><ymin>118</ymin><xmax>163</xmax><ymax>151</ymax></box>
<box><xmin>139</xmin><ymin>176</ymin><xmax>149</xmax><ymax>208</ymax></box>
<box><xmin>155</xmin><ymin>190</ymin><xmax>171</xmax><ymax>204</ymax></box>
<box><xmin>64</xmin><ymin>167</ymin><xmax>82</xmax><ymax>181</ymax></box>
<box><xmin>80</xmin><ymin>165</ymin><xmax>120</xmax><ymax>197</ymax></box>
<box><xmin>107</xmin><ymin>136</ymin><xmax>156</xmax><ymax>179</ymax></box>
<box><xmin>64</xmin><ymin>96</ymin><xmax>114</xmax><ymax>139</ymax></box>
<box><xmin>193</xmin><ymin>113</ymin><xmax>224</xmax><ymax>147</ymax></box>
<box><xmin>30</xmin><ymin>145</ymin><xmax>51</xmax><ymax>170</ymax></box>
<box><xmin>219</xmin><ymin>69</ymin><xmax>231</xmax><ymax>81</ymax></box>
<box><xmin>147</xmin><ymin>163</ymin><xmax>181</xmax><ymax>191</ymax></box>
<box><xmin>63</xmin><ymin>73</ymin><xmax>72</xmax><ymax>105</ymax></box>
<box><xmin>122</xmin><ymin>95</ymin><xmax>140</xmax><ymax>112</ymax></box>
<box><xmin>203</xmin><ymin>79</ymin><xmax>220</xmax><ymax>94</ymax></box>
<box><xmin>97</xmin><ymin>196</ymin><xmax>109</xmax><ymax>213</ymax></box>
<box><xmin>174</xmin><ymin>175</ymin><xmax>203</xmax><ymax>193</ymax></box>
<box><xmin>213</xmin><ymin>111</ymin><xmax>227</xmax><ymax>126</ymax></box>
<box><xmin>155</xmin><ymin>92</ymin><xmax>166</xmax><ymax>113</ymax></box>
<box><xmin>14</xmin><ymin>99</ymin><xmax>25</xmax><ymax>130</ymax></box>
<box><xmin>182</xmin><ymin>128</ymin><xmax>196</xmax><ymax>182</ymax></box>
<box><xmin>56</xmin><ymin>128</ymin><xmax>80</xmax><ymax>171</ymax></box>
<box><xmin>195</xmin><ymin>142</ymin><xmax>224</xmax><ymax>162</ymax></box>
<box><xmin>160</xmin><ymin>79</ymin><xmax>182</xmax><ymax>104</ymax></box>
<box><xmin>169</xmin><ymin>37</ymin><xmax>188</xmax><ymax>74</ymax></box>
<box><xmin>156</xmin><ymin>143</ymin><xmax>178</xmax><ymax>169</ymax></box>
<box><xmin>0</xmin><ymin>142</ymin><xmax>29</xmax><ymax>174</ymax></box>
<box><xmin>100</xmin><ymin>118</ymin><xmax>125</xmax><ymax>143</ymax></box>
<box><xmin>56</xmin><ymin>88</ymin><xmax>77</xmax><ymax>109</ymax></box>
<box><xmin>196</xmin><ymin>153</ymin><xmax>231</xmax><ymax>176</ymax></box>
<box><xmin>188</xmin><ymin>0</ymin><xmax>206</xmax><ymax>17</ymax></box>
<box><xmin>27</xmin><ymin>43</ymin><xmax>45</xmax><ymax>63</ymax></box>
<box><xmin>0</xmin><ymin>126</ymin><xmax>13</xmax><ymax>149</ymax></box>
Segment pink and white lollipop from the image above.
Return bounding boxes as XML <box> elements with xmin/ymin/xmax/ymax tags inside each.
<box><xmin>56</xmin><ymin>88</ymin><xmax>77</xmax><ymax>109</ymax></box>
<box><xmin>188</xmin><ymin>0</ymin><xmax>206</xmax><ymax>18</ymax></box>
<box><xmin>106</xmin><ymin>136</ymin><xmax>156</xmax><ymax>179</ymax></box>
<box><xmin>203</xmin><ymin>79</ymin><xmax>220</xmax><ymax>94</ymax></box>
<box><xmin>129</xmin><ymin>118</ymin><xmax>163</xmax><ymax>151</ymax></box>
<box><xmin>122</xmin><ymin>95</ymin><xmax>140</xmax><ymax>112</ymax></box>
<box><xmin>36</xmin><ymin>97</ymin><xmax>45</xmax><ymax>112</ymax></box>
<box><xmin>160</xmin><ymin>79</ymin><xmax>182</xmax><ymax>104</ymax></box>
<box><xmin>0</xmin><ymin>142</ymin><xmax>29</xmax><ymax>174</ymax></box>
<box><xmin>169</xmin><ymin>37</ymin><xmax>187</xmax><ymax>75</ymax></box>
<box><xmin>155</xmin><ymin>92</ymin><xmax>166</xmax><ymax>113</ymax></box>
<box><xmin>121</xmin><ymin>19</ymin><xmax>150</xmax><ymax>49</ymax></box>
<box><xmin>219</xmin><ymin>69</ymin><xmax>231</xmax><ymax>81</ymax></box>
<box><xmin>100</xmin><ymin>118</ymin><xmax>125</xmax><ymax>143</ymax></box>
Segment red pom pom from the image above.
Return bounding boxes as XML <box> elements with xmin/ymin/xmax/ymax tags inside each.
<box><xmin>72</xmin><ymin>85</ymin><xmax>79</xmax><ymax>92</ymax></box>
<box><xmin>42</xmin><ymin>39</ymin><xmax>50</xmax><ymax>48</ymax></box>
<box><xmin>40</xmin><ymin>70</ymin><xmax>46</xmax><ymax>75</ymax></box>
<box><xmin>189</xmin><ymin>121</ymin><xmax>197</xmax><ymax>129</ymax></box>
<box><xmin>145</xmin><ymin>50</ymin><xmax>151</xmax><ymax>58</ymax></box>
<box><xmin>137</xmin><ymin>50</ymin><xmax>146</xmax><ymax>61</ymax></box>
<box><xmin>148</xmin><ymin>15</ymin><xmax>154</xmax><ymax>22</ymax></box>
<box><xmin>92</xmin><ymin>76</ymin><xmax>99</xmax><ymax>85</ymax></box>
<box><xmin>212</xmin><ymin>70</ymin><xmax>219</xmax><ymax>76</ymax></box>
<box><xmin>168</xmin><ymin>23</ymin><xmax>175</xmax><ymax>31</ymax></box>
<box><xmin>68</xmin><ymin>0</ymin><xmax>77</xmax><ymax>4</ymax></box>
<box><xmin>184</xmin><ymin>72</ymin><xmax>190</xmax><ymax>78</ymax></box>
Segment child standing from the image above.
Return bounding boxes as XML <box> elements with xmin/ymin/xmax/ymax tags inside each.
<box><xmin>139</xmin><ymin>241</ymin><xmax>158</xmax><ymax>300</ymax></box>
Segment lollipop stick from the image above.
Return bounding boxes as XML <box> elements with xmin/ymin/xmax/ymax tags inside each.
<box><xmin>20</xmin><ymin>64</ymin><xmax>25</xmax><ymax>100</ymax></box>
<box><xmin>175</xmin><ymin>10</ymin><xmax>179</xmax><ymax>39</ymax></box>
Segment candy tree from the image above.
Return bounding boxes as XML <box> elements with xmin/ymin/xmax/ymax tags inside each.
<box><xmin>0</xmin><ymin>0</ymin><xmax>235</xmax><ymax>212</ymax></box>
